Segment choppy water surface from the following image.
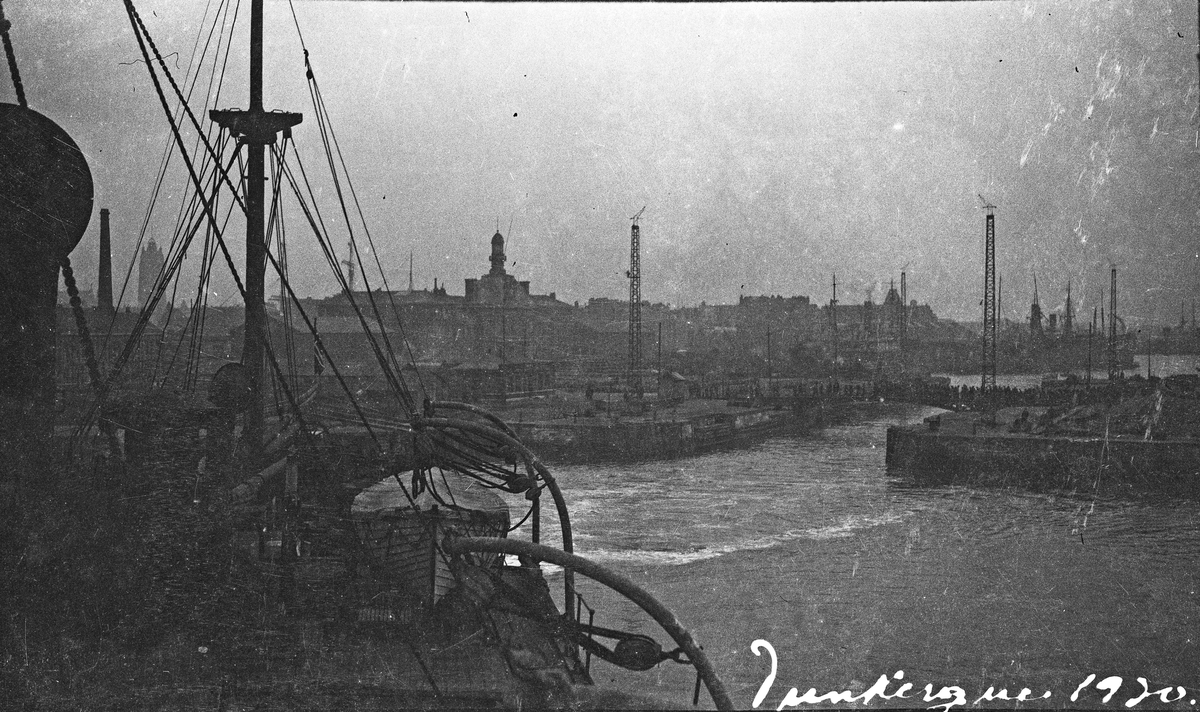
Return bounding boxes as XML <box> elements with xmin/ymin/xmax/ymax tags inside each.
<box><xmin>522</xmin><ymin>402</ymin><xmax>1200</xmax><ymax>709</ymax></box>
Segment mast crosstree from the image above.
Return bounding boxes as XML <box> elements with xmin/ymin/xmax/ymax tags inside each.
<box><xmin>209</xmin><ymin>0</ymin><xmax>302</xmax><ymax>460</ymax></box>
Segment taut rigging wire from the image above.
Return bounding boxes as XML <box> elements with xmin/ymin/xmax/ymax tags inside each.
<box><xmin>0</xmin><ymin>0</ymin><xmax>27</xmax><ymax>108</ymax></box>
<box><xmin>302</xmin><ymin>51</ymin><xmax>427</xmax><ymax>401</ymax></box>
<box><xmin>260</xmin><ymin>212</ymin><xmax>383</xmax><ymax>444</ymax></box>
<box><xmin>113</xmin><ymin>0</ymin><xmax>241</xmax><ymax>326</ymax></box>
<box><xmin>111</xmin><ymin>0</ymin><xmax>239</xmax><ymax>358</ymax></box>
<box><xmin>127</xmin><ymin>0</ymin><xmax>246</xmax><ymax>215</ymax></box>
<box><xmin>113</xmin><ymin>1</ymin><xmax>556</xmax><ymax>488</ymax></box>
<box><xmin>268</xmin><ymin>146</ymin><xmax>300</xmax><ymax>395</ymax></box>
<box><xmin>273</xmin><ymin>148</ymin><xmax>415</xmax><ymax>416</ymax></box>
<box><xmin>285</xmin><ymin>0</ymin><xmax>428</xmax><ymax>404</ymax></box>
<box><xmin>160</xmin><ymin>154</ymin><xmax>237</xmax><ymax>388</ymax></box>
<box><xmin>79</xmin><ymin>1</ymin><xmax>266</xmax><ymax>442</ymax></box>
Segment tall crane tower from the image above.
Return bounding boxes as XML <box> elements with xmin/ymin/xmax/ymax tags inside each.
<box><xmin>979</xmin><ymin>196</ymin><xmax>997</xmax><ymax>393</ymax></box>
<box><xmin>627</xmin><ymin>207</ymin><xmax>646</xmax><ymax>399</ymax></box>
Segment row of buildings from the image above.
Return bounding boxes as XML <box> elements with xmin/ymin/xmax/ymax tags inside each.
<box><xmin>59</xmin><ymin>226</ymin><xmax>975</xmax><ymax>405</ymax></box>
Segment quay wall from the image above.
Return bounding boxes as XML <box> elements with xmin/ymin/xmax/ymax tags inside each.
<box><xmin>514</xmin><ymin>406</ymin><xmax>818</xmax><ymax>465</ymax></box>
<box><xmin>885</xmin><ymin>425</ymin><xmax>1200</xmax><ymax>495</ymax></box>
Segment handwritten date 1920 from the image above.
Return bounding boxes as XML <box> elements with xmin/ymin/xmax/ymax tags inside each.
<box><xmin>751</xmin><ymin>640</ymin><xmax>1191</xmax><ymax>710</ymax></box>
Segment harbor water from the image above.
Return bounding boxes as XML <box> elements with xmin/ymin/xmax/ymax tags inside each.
<box><xmin>521</xmin><ymin>401</ymin><xmax>1200</xmax><ymax>709</ymax></box>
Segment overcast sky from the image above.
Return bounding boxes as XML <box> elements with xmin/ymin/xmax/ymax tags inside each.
<box><xmin>6</xmin><ymin>0</ymin><xmax>1199</xmax><ymax>324</ymax></box>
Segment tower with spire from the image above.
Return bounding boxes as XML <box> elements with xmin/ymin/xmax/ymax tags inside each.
<box><xmin>464</xmin><ymin>229</ymin><xmax>534</xmax><ymax>306</ymax></box>
<box><xmin>882</xmin><ymin>278</ymin><xmax>905</xmax><ymax>343</ymax></box>
<box><xmin>138</xmin><ymin>237</ymin><xmax>165</xmax><ymax>309</ymax></box>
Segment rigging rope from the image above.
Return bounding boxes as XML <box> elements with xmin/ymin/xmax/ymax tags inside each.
<box><xmin>110</xmin><ymin>0</ymin><xmax>239</xmax><ymax>349</ymax></box>
<box><xmin>285</xmin><ymin>3</ymin><xmax>427</xmax><ymax>407</ymax></box>
<box><xmin>0</xmin><ymin>0</ymin><xmax>27</xmax><ymax>108</ymax></box>
<box><xmin>109</xmin><ymin>0</ymin><xmax>421</xmax><ymax>448</ymax></box>
<box><xmin>61</xmin><ymin>256</ymin><xmax>122</xmax><ymax>459</ymax></box>
<box><xmin>304</xmin><ymin>61</ymin><xmax>423</xmax><ymax>400</ymax></box>
<box><xmin>274</xmin><ymin>149</ymin><xmax>415</xmax><ymax>416</ymax></box>
<box><xmin>184</xmin><ymin>228</ymin><xmax>221</xmax><ymax>391</ymax></box>
<box><xmin>285</xmin><ymin>145</ymin><xmax>413</xmax><ymax>412</ymax></box>
<box><xmin>267</xmin><ymin>142</ymin><xmax>300</xmax><ymax>400</ymax></box>
<box><xmin>127</xmin><ymin>0</ymin><xmax>246</xmax><ymax>214</ymax></box>
<box><xmin>260</xmin><ymin>211</ymin><xmax>383</xmax><ymax>443</ymax></box>
<box><xmin>161</xmin><ymin>154</ymin><xmax>235</xmax><ymax>387</ymax></box>
<box><xmin>112</xmin><ymin>0</ymin><xmax>240</xmax><ymax>327</ymax></box>
<box><xmin>183</xmin><ymin>168</ymin><xmax>227</xmax><ymax>393</ymax></box>
<box><xmin>77</xmin><ymin>1</ymin><xmax>259</xmax><ymax>443</ymax></box>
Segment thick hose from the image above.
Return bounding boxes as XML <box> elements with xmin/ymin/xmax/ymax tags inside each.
<box><xmin>421</xmin><ymin>416</ymin><xmax>576</xmax><ymax>620</ymax></box>
<box><xmin>442</xmin><ymin>536</ymin><xmax>733</xmax><ymax>711</ymax></box>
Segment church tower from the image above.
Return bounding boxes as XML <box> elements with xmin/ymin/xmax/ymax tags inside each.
<box><xmin>465</xmin><ymin>230</ymin><xmax>532</xmax><ymax>306</ymax></box>
<box><xmin>489</xmin><ymin>230</ymin><xmax>506</xmax><ymax>275</ymax></box>
<box><xmin>138</xmin><ymin>238</ymin><xmax>165</xmax><ymax>308</ymax></box>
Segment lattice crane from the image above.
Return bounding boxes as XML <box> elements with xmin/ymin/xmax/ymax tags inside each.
<box><xmin>627</xmin><ymin>207</ymin><xmax>646</xmax><ymax>399</ymax></box>
<box><xmin>978</xmin><ymin>195</ymin><xmax>997</xmax><ymax>394</ymax></box>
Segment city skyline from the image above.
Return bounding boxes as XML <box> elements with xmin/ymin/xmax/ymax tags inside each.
<box><xmin>96</xmin><ymin>225</ymin><xmax>1187</xmax><ymax>335</ymax></box>
<box><xmin>6</xmin><ymin>0</ymin><xmax>1198</xmax><ymax>326</ymax></box>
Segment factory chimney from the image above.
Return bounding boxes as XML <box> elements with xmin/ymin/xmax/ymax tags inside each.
<box><xmin>97</xmin><ymin>208</ymin><xmax>113</xmax><ymax>314</ymax></box>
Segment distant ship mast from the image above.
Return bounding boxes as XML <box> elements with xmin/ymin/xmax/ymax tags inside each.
<box><xmin>1063</xmin><ymin>280</ymin><xmax>1074</xmax><ymax>336</ymax></box>
<box><xmin>1029</xmin><ymin>273</ymin><xmax>1043</xmax><ymax>335</ymax></box>
<box><xmin>1107</xmin><ymin>266</ymin><xmax>1120</xmax><ymax>381</ymax></box>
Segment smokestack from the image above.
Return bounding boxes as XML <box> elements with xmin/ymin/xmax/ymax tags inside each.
<box><xmin>98</xmin><ymin>208</ymin><xmax>113</xmax><ymax>314</ymax></box>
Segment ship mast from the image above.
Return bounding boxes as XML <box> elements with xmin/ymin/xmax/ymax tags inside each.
<box><xmin>1063</xmin><ymin>280</ymin><xmax>1073</xmax><ymax>336</ymax></box>
<box><xmin>1107</xmin><ymin>266</ymin><xmax>1119</xmax><ymax>381</ymax></box>
<box><xmin>210</xmin><ymin>0</ymin><xmax>302</xmax><ymax>461</ymax></box>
